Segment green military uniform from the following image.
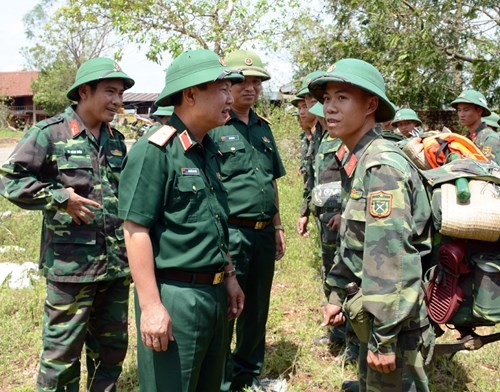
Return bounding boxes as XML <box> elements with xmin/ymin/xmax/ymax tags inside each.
<box><xmin>119</xmin><ymin>114</ymin><xmax>232</xmax><ymax>392</ymax></box>
<box><xmin>309</xmin><ymin>59</ymin><xmax>433</xmax><ymax>391</ymax></box>
<box><xmin>0</xmin><ymin>101</ymin><xmax>131</xmax><ymax>390</ymax></box>
<box><xmin>299</xmin><ymin>130</ymin><xmax>311</xmax><ymax>175</ymax></box>
<box><xmin>119</xmin><ymin>49</ymin><xmax>244</xmax><ymax>392</ymax></box>
<box><xmin>211</xmin><ymin>108</ymin><xmax>286</xmax><ymax>390</ymax></box>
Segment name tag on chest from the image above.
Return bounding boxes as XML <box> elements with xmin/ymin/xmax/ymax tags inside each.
<box><xmin>181</xmin><ymin>168</ymin><xmax>200</xmax><ymax>176</ymax></box>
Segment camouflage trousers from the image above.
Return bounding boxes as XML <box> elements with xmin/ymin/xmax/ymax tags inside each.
<box><xmin>313</xmin><ymin>214</ymin><xmax>337</xmax><ymax>298</ymax></box>
<box><xmin>358</xmin><ymin>327</ymin><xmax>430</xmax><ymax>392</ymax></box>
<box><xmin>37</xmin><ymin>277</ymin><xmax>131</xmax><ymax>392</ymax></box>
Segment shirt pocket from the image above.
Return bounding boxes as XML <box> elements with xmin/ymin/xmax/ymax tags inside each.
<box><xmin>218</xmin><ymin>140</ymin><xmax>246</xmax><ymax>173</ymax></box>
<box><xmin>341</xmin><ymin>197</ymin><xmax>366</xmax><ymax>252</ymax></box>
<box><xmin>56</xmin><ymin>155</ymin><xmax>94</xmax><ymax>195</ymax></box>
<box><xmin>175</xmin><ymin>176</ymin><xmax>209</xmax><ymax>222</ymax></box>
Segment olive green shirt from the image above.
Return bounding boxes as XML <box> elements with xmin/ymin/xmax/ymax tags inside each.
<box><xmin>210</xmin><ymin>109</ymin><xmax>286</xmax><ymax>220</ymax></box>
<box><xmin>118</xmin><ymin>114</ymin><xmax>230</xmax><ymax>271</ymax></box>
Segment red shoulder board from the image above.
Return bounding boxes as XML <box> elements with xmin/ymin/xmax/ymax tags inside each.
<box><xmin>344</xmin><ymin>153</ymin><xmax>358</xmax><ymax>178</ymax></box>
<box><xmin>148</xmin><ymin>125</ymin><xmax>177</xmax><ymax>147</ymax></box>
<box><xmin>70</xmin><ymin>119</ymin><xmax>81</xmax><ymax>137</ymax></box>
<box><xmin>179</xmin><ymin>130</ymin><xmax>193</xmax><ymax>151</ymax></box>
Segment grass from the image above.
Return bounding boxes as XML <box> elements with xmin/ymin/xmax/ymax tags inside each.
<box><xmin>0</xmin><ymin>128</ymin><xmax>23</xmax><ymax>141</ymax></box>
<box><xmin>0</xmin><ymin>109</ymin><xmax>499</xmax><ymax>391</ymax></box>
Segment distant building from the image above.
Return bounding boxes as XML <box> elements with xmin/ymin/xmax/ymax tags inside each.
<box><xmin>0</xmin><ymin>71</ymin><xmax>46</xmax><ymax>126</ymax></box>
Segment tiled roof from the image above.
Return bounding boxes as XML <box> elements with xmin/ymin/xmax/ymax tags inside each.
<box><xmin>0</xmin><ymin>71</ymin><xmax>39</xmax><ymax>97</ymax></box>
<box><xmin>123</xmin><ymin>92</ymin><xmax>158</xmax><ymax>103</ymax></box>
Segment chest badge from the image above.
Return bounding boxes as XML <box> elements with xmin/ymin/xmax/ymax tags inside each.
<box><xmin>221</xmin><ymin>135</ymin><xmax>239</xmax><ymax>141</ymax></box>
<box><xmin>181</xmin><ymin>168</ymin><xmax>200</xmax><ymax>176</ymax></box>
<box><xmin>369</xmin><ymin>191</ymin><xmax>393</xmax><ymax>218</ymax></box>
<box><xmin>350</xmin><ymin>189</ymin><xmax>363</xmax><ymax>199</ymax></box>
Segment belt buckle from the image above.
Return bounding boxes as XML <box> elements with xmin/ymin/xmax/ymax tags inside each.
<box><xmin>212</xmin><ymin>272</ymin><xmax>224</xmax><ymax>285</ymax></box>
<box><xmin>254</xmin><ymin>221</ymin><xmax>266</xmax><ymax>230</ymax></box>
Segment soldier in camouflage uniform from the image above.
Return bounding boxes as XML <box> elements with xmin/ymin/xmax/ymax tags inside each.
<box><xmin>295</xmin><ymin>71</ymin><xmax>326</xmax><ymax>238</ymax></box>
<box><xmin>310</xmin><ymin>59</ymin><xmax>433</xmax><ymax>391</ymax></box>
<box><xmin>0</xmin><ymin>57</ymin><xmax>134</xmax><ymax>391</ymax></box>
<box><xmin>451</xmin><ymin>89</ymin><xmax>500</xmax><ymax>165</ymax></box>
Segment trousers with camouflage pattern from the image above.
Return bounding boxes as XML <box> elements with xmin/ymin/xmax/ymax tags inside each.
<box><xmin>37</xmin><ymin>277</ymin><xmax>130</xmax><ymax>392</ymax></box>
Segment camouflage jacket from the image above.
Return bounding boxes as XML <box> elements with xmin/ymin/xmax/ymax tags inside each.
<box><xmin>469</xmin><ymin>123</ymin><xmax>500</xmax><ymax>165</ymax></box>
<box><xmin>299</xmin><ymin>131</ymin><xmax>310</xmax><ymax>175</ymax></box>
<box><xmin>0</xmin><ymin>106</ymin><xmax>129</xmax><ymax>282</ymax></box>
<box><xmin>314</xmin><ymin>134</ymin><xmax>343</xmax><ymax>186</ymax></box>
<box><xmin>300</xmin><ymin>122</ymin><xmax>325</xmax><ymax>216</ymax></box>
<box><xmin>326</xmin><ymin>128</ymin><xmax>432</xmax><ymax>355</ymax></box>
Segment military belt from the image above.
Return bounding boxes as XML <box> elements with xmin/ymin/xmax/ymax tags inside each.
<box><xmin>155</xmin><ymin>269</ymin><xmax>225</xmax><ymax>285</ymax></box>
<box><xmin>228</xmin><ymin>216</ymin><xmax>272</xmax><ymax>230</ymax></box>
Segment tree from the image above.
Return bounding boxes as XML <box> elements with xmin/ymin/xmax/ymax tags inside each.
<box><xmin>22</xmin><ymin>0</ymin><xmax>122</xmax><ymax>114</ymax></box>
<box><xmin>285</xmin><ymin>0</ymin><xmax>500</xmax><ymax>110</ymax></box>
<box><xmin>61</xmin><ymin>0</ymin><xmax>300</xmax><ymax>60</ymax></box>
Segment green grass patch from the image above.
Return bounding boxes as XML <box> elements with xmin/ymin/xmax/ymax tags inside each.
<box><xmin>0</xmin><ymin>107</ymin><xmax>499</xmax><ymax>391</ymax></box>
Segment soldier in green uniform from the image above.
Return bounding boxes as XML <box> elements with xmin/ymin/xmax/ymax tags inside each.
<box><xmin>118</xmin><ymin>49</ymin><xmax>245</xmax><ymax>392</ymax></box>
<box><xmin>392</xmin><ymin>108</ymin><xmax>423</xmax><ymax>138</ymax></box>
<box><xmin>0</xmin><ymin>57</ymin><xmax>134</xmax><ymax>391</ymax></box>
<box><xmin>292</xmin><ymin>96</ymin><xmax>316</xmax><ymax>176</ymax></box>
<box><xmin>310</xmin><ymin>59</ymin><xmax>433</xmax><ymax>391</ymax></box>
<box><xmin>151</xmin><ymin>105</ymin><xmax>174</xmax><ymax>125</ymax></box>
<box><xmin>451</xmin><ymin>89</ymin><xmax>500</xmax><ymax>164</ymax></box>
<box><xmin>482</xmin><ymin>111</ymin><xmax>499</xmax><ymax>131</ymax></box>
<box><xmin>209</xmin><ymin>49</ymin><xmax>286</xmax><ymax>391</ymax></box>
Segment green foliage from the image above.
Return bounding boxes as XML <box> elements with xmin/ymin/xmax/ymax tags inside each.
<box><xmin>31</xmin><ymin>58</ymin><xmax>77</xmax><ymax>116</ymax></box>
<box><xmin>64</xmin><ymin>0</ymin><xmax>301</xmax><ymax>58</ymax></box>
<box><xmin>22</xmin><ymin>0</ymin><xmax>121</xmax><ymax>115</ymax></box>
<box><xmin>0</xmin><ymin>97</ymin><xmax>14</xmax><ymax>129</ymax></box>
<box><xmin>285</xmin><ymin>0</ymin><xmax>500</xmax><ymax>110</ymax></box>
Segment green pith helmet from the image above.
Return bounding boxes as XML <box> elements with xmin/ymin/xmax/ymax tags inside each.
<box><xmin>291</xmin><ymin>95</ymin><xmax>305</xmax><ymax>107</ymax></box>
<box><xmin>152</xmin><ymin>106</ymin><xmax>174</xmax><ymax>117</ymax></box>
<box><xmin>308</xmin><ymin>102</ymin><xmax>324</xmax><ymax>118</ymax></box>
<box><xmin>308</xmin><ymin>59</ymin><xmax>395</xmax><ymax>122</ymax></box>
<box><xmin>392</xmin><ymin>108</ymin><xmax>422</xmax><ymax>126</ymax></box>
<box><xmin>450</xmin><ymin>89</ymin><xmax>491</xmax><ymax>117</ymax></box>
<box><xmin>482</xmin><ymin>111</ymin><xmax>500</xmax><ymax>129</ymax></box>
<box><xmin>155</xmin><ymin>49</ymin><xmax>244</xmax><ymax>107</ymax></box>
<box><xmin>224</xmin><ymin>49</ymin><xmax>271</xmax><ymax>81</ymax></box>
<box><xmin>296</xmin><ymin>70</ymin><xmax>325</xmax><ymax>98</ymax></box>
<box><xmin>67</xmin><ymin>57</ymin><xmax>135</xmax><ymax>101</ymax></box>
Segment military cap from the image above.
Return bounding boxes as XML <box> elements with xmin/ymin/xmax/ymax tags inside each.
<box><xmin>308</xmin><ymin>59</ymin><xmax>395</xmax><ymax>122</ymax></box>
<box><xmin>291</xmin><ymin>95</ymin><xmax>305</xmax><ymax>107</ymax></box>
<box><xmin>296</xmin><ymin>70</ymin><xmax>325</xmax><ymax>98</ymax></box>
<box><xmin>67</xmin><ymin>57</ymin><xmax>135</xmax><ymax>101</ymax></box>
<box><xmin>155</xmin><ymin>49</ymin><xmax>244</xmax><ymax>107</ymax></box>
<box><xmin>482</xmin><ymin>111</ymin><xmax>500</xmax><ymax>129</ymax></box>
<box><xmin>152</xmin><ymin>106</ymin><xmax>174</xmax><ymax>117</ymax></box>
<box><xmin>450</xmin><ymin>89</ymin><xmax>491</xmax><ymax>117</ymax></box>
<box><xmin>308</xmin><ymin>102</ymin><xmax>324</xmax><ymax>118</ymax></box>
<box><xmin>224</xmin><ymin>50</ymin><xmax>271</xmax><ymax>81</ymax></box>
<box><xmin>392</xmin><ymin>108</ymin><xmax>422</xmax><ymax>126</ymax></box>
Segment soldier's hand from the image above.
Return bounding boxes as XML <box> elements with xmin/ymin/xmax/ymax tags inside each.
<box><xmin>327</xmin><ymin>213</ymin><xmax>341</xmax><ymax>232</ymax></box>
<box><xmin>65</xmin><ymin>187</ymin><xmax>101</xmax><ymax>225</ymax></box>
<box><xmin>275</xmin><ymin>229</ymin><xmax>286</xmax><ymax>260</ymax></box>
<box><xmin>321</xmin><ymin>303</ymin><xmax>345</xmax><ymax>326</ymax></box>
<box><xmin>296</xmin><ymin>216</ymin><xmax>309</xmax><ymax>237</ymax></box>
<box><xmin>140</xmin><ymin>302</ymin><xmax>174</xmax><ymax>352</ymax></box>
<box><xmin>225</xmin><ymin>276</ymin><xmax>244</xmax><ymax>320</ymax></box>
<box><xmin>367</xmin><ymin>350</ymin><xmax>396</xmax><ymax>374</ymax></box>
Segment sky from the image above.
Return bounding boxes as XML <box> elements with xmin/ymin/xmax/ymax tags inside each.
<box><xmin>0</xmin><ymin>0</ymin><xmax>293</xmax><ymax>94</ymax></box>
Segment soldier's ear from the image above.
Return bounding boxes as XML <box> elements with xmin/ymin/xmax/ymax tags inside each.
<box><xmin>366</xmin><ymin>95</ymin><xmax>379</xmax><ymax>117</ymax></box>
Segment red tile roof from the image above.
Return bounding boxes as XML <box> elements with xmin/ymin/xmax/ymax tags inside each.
<box><xmin>0</xmin><ymin>71</ymin><xmax>39</xmax><ymax>97</ymax></box>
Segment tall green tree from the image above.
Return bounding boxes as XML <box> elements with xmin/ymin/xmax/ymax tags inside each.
<box><xmin>285</xmin><ymin>0</ymin><xmax>499</xmax><ymax>110</ymax></box>
<box><xmin>22</xmin><ymin>0</ymin><xmax>122</xmax><ymax>115</ymax></box>
<box><xmin>62</xmin><ymin>0</ymin><xmax>300</xmax><ymax>60</ymax></box>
